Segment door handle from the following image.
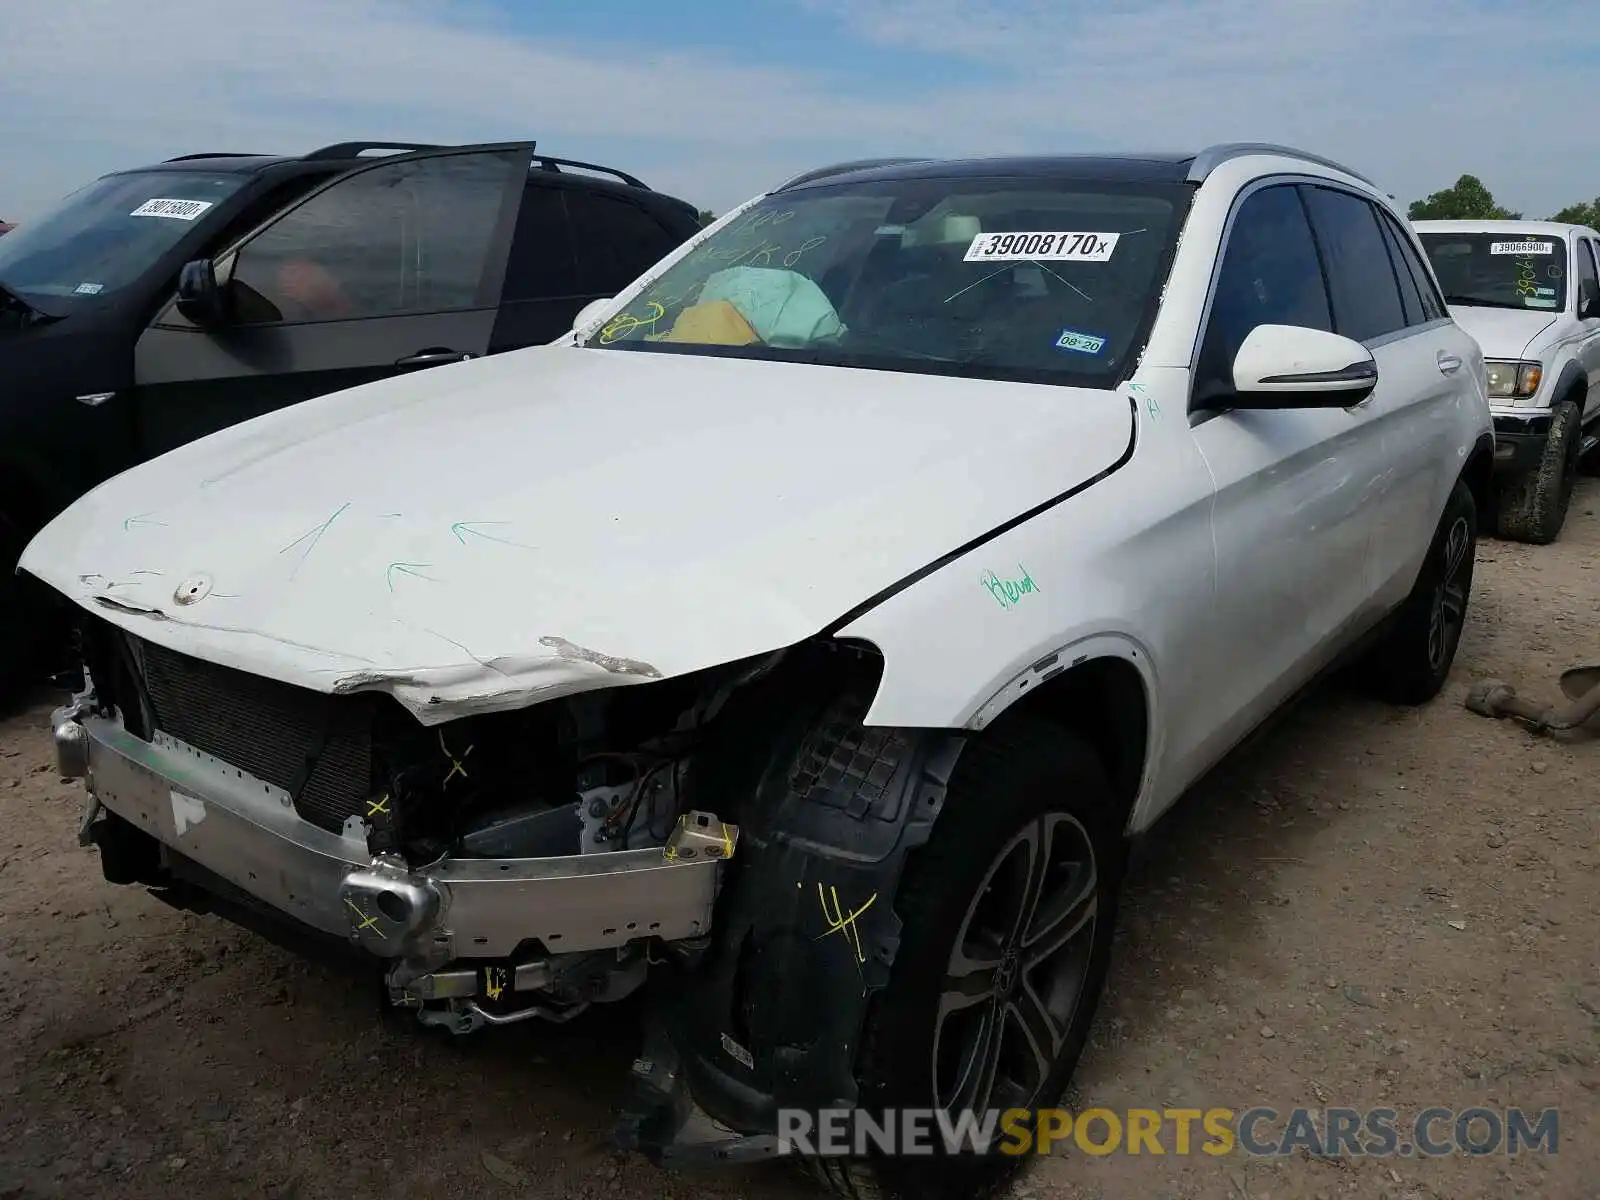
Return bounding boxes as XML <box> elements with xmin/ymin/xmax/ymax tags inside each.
<box><xmin>1436</xmin><ymin>351</ymin><xmax>1463</xmax><ymax>374</ymax></box>
<box><xmin>395</xmin><ymin>349</ymin><xmax>474</xmax><ymax>368</ymax></box>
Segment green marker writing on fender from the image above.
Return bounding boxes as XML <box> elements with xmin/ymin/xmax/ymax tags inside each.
<box><xmin>981</xmin><ymin>565</ymin><xmax>1039</xmax><ymax>610</ymax></box>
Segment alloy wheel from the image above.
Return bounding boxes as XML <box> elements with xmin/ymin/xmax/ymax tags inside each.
<box><xmin>1427</xmin><ymin>515</ymin><xmax>1472</xmax><ymax>672</ymax></box>
<box><xmin>932</xmin><ymin>812</ymin><xmax>1099</xmax><ymax>1115</ymax></box>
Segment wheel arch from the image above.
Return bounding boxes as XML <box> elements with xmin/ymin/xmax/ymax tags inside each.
<box><xmin>1550</xmin><ymin>358</ymin><xmax>1587</xmax><ymax>408</ymax></box>
<box><xmin>965</xmin><ymin>640</ymin><xmax>1154</xmax><ymax>833</ymax></box>
<box><xmin>1460</xmin><ymin>428</ymin><xmax>1495</xmax><ymax>522</ymax></box>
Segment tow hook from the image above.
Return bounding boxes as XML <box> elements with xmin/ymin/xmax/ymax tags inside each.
<box><xmin>340</xmin><ymin>862</ymin><xmax>443</xmax><ymax>956</ymax></box>
<box><xmin>51</xmin><ymin>702</ymin><xmax>90</xmax><ymax>780</ymax></box>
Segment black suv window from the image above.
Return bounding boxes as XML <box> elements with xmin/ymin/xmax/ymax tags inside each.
<box><xmin>1300</xmin><ymin>186</ymin><xmax>1407</xmax><ymax>343</ymax></box>
<box><xmin>566</xmin><ymin>190</ymin><xmax>680</xmax><ymax>295</ymax></box>
<box><xmin>228</xmin><ymin>150</ymin><xmax>521</xmax><ymax>324</ymax></box>
<box><xmin>1197</xmin><ymin>184</ymin><xmax>1331</xmax><ymax>397</ymax></box>
<box><xmin>500</xmin><ymin>183</ymin><xmax>579</xmax><ymax>302</ymax></box>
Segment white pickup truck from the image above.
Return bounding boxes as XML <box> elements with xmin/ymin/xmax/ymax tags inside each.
<box><xmin>24</xmin><ymin>144</ymin><xmax>1490</xmax><ymax>1198</ymax></box>
<box><xmin>1414</xmin><ymin>219</ymin><xmax>1600</xmax><ymax>543</ymax></box>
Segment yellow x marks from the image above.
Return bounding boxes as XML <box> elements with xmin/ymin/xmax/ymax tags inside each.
<box><xmin>439</xmin><ymin>730</ymin><xmax>474</xmax><ymax>787</ymax></box>
<box><xmin>344</xmin><ymin>897</ymin><xmax>380</xmax><ymax>933</ymax></box>
<box><xmin>815</xmin><ymin>883</ymin><xmax>877</xmax><ymax>965</ymax></box>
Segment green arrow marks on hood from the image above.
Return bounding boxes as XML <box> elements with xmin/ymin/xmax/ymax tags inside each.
<box><xmin>450</xmin><ymin>521</ymin><xmax>536</xmax><ymax>550</ymax></box>
<box><xmin>386</xmin><ymin>562</ymin><xmax>439</xmax><ymax>592</ymax></box>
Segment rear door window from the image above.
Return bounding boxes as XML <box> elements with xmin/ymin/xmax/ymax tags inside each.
<box><xmin>1377</xmin><ymin>212</ymin><xmax>1446</xmax><ymax>323</ymax></box>
<box><xmin>567</xmin><ymin>190</ymin><xmax>682</xmax><ymax>295</ymax></box>
<box><xmin>1377</xmin><ymin>215</ymin><xmax>1426</xmax><ymax>327</ymax></box>
<box><xmin>500</xmin><ymin>183</ymin><xmax>580</xmax><ymax>303</ymax></box>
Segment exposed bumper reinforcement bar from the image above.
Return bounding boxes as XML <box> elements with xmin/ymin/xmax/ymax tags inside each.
<box><xmin>59</xmin><ymin>707</ymin><xmax>735</xmax><ymax>961</ymax></box>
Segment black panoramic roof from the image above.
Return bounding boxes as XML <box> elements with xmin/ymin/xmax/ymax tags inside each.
<box><xmin>779</xmin><ymin>153</ymin><xmax>1196</xmax><ymax>193</ymax></box>
<box><xmin>776</xmin><ymin>144</ymin><xmax>1377</xmax><ymax>193</ymax></box>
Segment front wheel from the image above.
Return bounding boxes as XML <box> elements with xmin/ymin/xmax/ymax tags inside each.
<box><xmin>1496</xmin><ymin>400</ymin><xmax>1580</xmax><ymax>544</ymax></box>
<box><xmin>808</xmin><ymin>721</ymin><xmax>1125</xmax><ymax>1200</ymax></box>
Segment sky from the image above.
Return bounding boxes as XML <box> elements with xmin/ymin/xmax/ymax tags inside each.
<box><xmin>3</xmin><ymin>0</ymin><xmax>1598</xmax><ymax>221</ymax></box>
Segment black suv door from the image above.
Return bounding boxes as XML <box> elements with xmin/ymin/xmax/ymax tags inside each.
<box><xmin>131</xmin><ymin>143</ymin><xmax>532</xmax><ymax>457</ymax></box>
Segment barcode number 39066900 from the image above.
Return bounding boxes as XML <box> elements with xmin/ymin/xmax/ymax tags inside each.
<box><xmin>963</xmin><ymin>231</ymin><xmax>1120</xmax><ymax>263</ymax></box>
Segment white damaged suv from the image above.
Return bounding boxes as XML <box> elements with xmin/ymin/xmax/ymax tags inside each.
<box><xmin>1413</xmin><ymin>219</ymin><xmax>1600</xmax><ymax>543</ymax></box>
<box><xmin>24</xmin><ymin>145</ymin><xmax>1490</xmax><ymax>1199</ymax></box>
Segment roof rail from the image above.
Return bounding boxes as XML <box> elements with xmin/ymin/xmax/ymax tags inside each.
<box><xmin>1186</xmin><ymin>143</ymin><xmax>1378</xmax><ymax>188</ymax></box>
<box><xmin>531</xmin><ymin>155</ymin><xmax>648</xmax><ymax>190</ymax></box>
<box><xmin>775</xmin><ymin>157</ymin><xmax>935</xmax><ymax>191</ymax></box>
<box><xmin>163</xmin><ymin>152</ymin><xmax>269</xmax><ymax>162</ymax></box>
<box><xmin>303</xmin><ymin>141</ymin><xmax>445</xmax><ymax>161</ymax></box>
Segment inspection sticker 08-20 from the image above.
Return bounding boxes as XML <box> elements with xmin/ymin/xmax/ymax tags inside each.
<box><xmin>964</xmin><ymin>232</ymin><xmax>1119</xmax><ymax>262</ymax></box>
<box><xmin>1055</xmin><ymin>329</ymin><xmax>1107</xmax><ymax>354</ymax></box>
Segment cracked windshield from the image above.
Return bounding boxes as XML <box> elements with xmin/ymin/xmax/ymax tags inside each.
<box><xmin>589</xmin><ymin>178</ymin><xmax>1182</xmax><ymax>383</ymax></box>
<box><xmin>1417</xmin><ymin>231</ymin><xmax>1568</xmax><ymax>311</ymax></box>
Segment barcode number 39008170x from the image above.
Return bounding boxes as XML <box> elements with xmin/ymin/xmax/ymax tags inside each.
<box><xmin>963</xmin><ymin>231</ymin><xmax>1120</xmax><ymax>263</ymax></box>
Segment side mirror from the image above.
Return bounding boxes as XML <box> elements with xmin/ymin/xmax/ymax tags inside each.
<box><xmin>1229</xmin><ymin>324</ymin><xmax>1378</xmax><ymax>408</ymax></box>
<box><xmin>1579</xmin><ymin>290</ymin><xmax>1600</xmax><ymax>320</ymax></box>
<box><xmin>571</xmin><ymin>297</ymin><xmax>615</xmax><ymax>335</ymax></box>
<box><xmin>174</xmin><ymin>259</ymin><xmax>232</xmax><ymax>328</ymax></box>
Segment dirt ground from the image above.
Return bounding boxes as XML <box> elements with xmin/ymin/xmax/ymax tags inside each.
<box><xmin>2</xmin><ymin>484</ymin><xmax>1597</xmax><ymax>1200</ymax></box>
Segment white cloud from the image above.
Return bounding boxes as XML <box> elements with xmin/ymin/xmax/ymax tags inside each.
<box><xmin>0</xmin><ymin>0</ymin><xmax>935</xmax><ymax>216</ymax></box>
<box><xmin>800</xmin><ymin>0</ymin><xmax>1600</xmax><ymax>216</ymax></box>
<box><xmin>3</xmin><ymin>0</ymin><xmax>1598</xmax><ymax>220</ymax></box>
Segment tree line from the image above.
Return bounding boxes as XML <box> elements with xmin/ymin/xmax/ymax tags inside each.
<box><xmin>1408</xmin><ymin>175</ymin><xmax>1600</xmax><ymax>228</ymax></box>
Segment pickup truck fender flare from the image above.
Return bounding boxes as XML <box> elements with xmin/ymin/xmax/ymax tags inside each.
<box><xmin>1548</xmin><ymin>359</ymin><xmax>1587</xmax><ymax>408</ymax></box>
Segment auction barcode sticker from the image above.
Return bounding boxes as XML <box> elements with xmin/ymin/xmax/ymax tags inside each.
<box><xmin>1489</xmin><ymin>240</ymin><xmax>1556</xmax><ymax>256</ymax></box>
<box><xmin>964</xmin><ymin>231</ymin><xmax>1119</xmax><ymax>263</ymax></box>
<box><xmin>130</xmin><ymin>198</ymin><xmax>214</xmax><ymax>221</ymax></box>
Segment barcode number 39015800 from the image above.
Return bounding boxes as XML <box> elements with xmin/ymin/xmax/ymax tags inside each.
<box><xmin>963</xmin><ymin>231</ymin><xmax>1120</xmax><ymax>263</ymax></box>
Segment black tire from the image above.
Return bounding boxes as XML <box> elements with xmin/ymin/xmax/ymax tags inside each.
<box><xmin>1495</xmin><ymin>399</ymin><xmax>1581</xmax><ymax>544</ymax></box>
<box><xmin>808</xmin><ymin>720</ymin><xmax>1125</xmax><ymax>1200</ymax></box>
<box><xmin>1359</xmin><ymin>478</ymin><xmax>1476</xmax><ymax>706</ymax></box>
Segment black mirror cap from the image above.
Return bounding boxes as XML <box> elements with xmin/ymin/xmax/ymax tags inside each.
<box><xmin>1226</xmin><ymin>360</ymin><xmax>1379</xmax><ymax>410</ymax></box>
<box><xmin>174</xmin><ymin>259</ymin><xmax>231</xmax><ymax>328</ymax></box>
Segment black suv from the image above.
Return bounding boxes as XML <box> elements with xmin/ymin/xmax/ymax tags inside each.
<box><xmin>0</xmin><ymin>140</ymin><xmax>703</xmax><ymax>690</ymax></box>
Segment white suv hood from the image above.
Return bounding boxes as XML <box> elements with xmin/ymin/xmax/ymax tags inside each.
<box><xmin>22</xmin><ymin>345</ymin><xmax>1133</xmax><ymax>723</ymax></box>
<box><xmin>1446</xmin><ymin>304</ymin><xmax>1557</xmax><ymax>359</ymax></box>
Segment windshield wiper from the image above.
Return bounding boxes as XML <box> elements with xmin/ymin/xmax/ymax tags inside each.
<box><xmin>0</xmin><ymin>280</ymin><xmax>62</xmax><ymax>327</ymax></box>
<box><xmin>1442</xmin><ymin>294</ymin><xmax>1546</xmax><ymax>313</ymax></box>
<box><xmin>0</xmin><ymin>284</ymin><xmax>61</xmax><ymax>331</ymax></box>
